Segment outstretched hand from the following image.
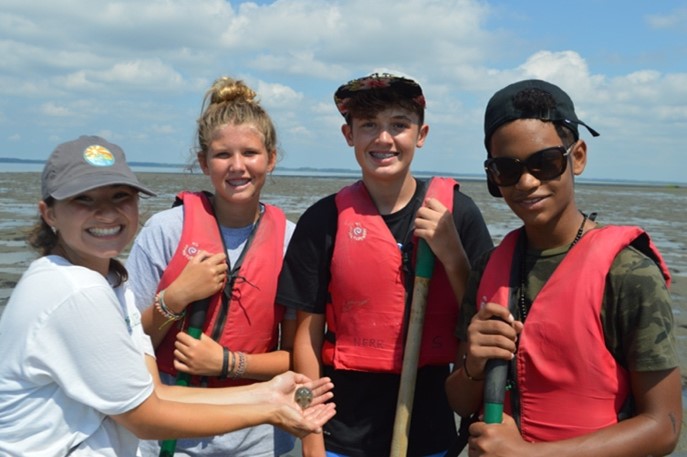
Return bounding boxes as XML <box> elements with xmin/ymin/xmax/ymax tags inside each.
<box><xmin>266</xmin><ymin>371</ymin><xmax>335</xmax><ymax>410</ymax></box>
<box><xmin>263</xmin><ymin>371</ymin><xmax>336</xmax><ymax>437</ymax></box>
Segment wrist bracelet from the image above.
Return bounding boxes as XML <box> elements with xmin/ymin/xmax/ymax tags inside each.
<box><xmin>229</xmin><ymin>350</ymin><xmax>237</xmax><ymax>378</ymax></box>
<box><xmin>220</xmin><ymin>347</ymin><xmax>229</xmax><ymax>379</ymax></box>
<box><xmin>154</xmin><ymin>290</ymin><xmax>186</xmax><ymax>321</ymax></box>
<box><xmin>232</xmin><ymin>351</ymin><xmax>247</xmax><ymax>379</ymax></box>
<box><xmin>462</xmin><ymin>354</ymin><xmax>484</xmax><ymax>382</ymax></box>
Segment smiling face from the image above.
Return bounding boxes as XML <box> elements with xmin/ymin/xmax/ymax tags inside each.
<box><xmin>40</xmin><ymin>185</ymin><xmax>139</xmax><ymax>275</ymax></box>
<box><xmin>342</xmin><ymin>107</ymin><xmax>428</xmax><ymax>183</ymax></box>
<box><xmin>489</xmin><ymin>119</ymin><xmax>587</xmax><ymax>247</ymax></box>
<box><xmin>198</xmin><ymin>122</ymin><xmax>275</xmax><ymax>225</ymax></box>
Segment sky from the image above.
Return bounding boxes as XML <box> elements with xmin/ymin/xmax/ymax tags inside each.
<box><xmin>1</xmin><ymin>0</ymin><xmax>686</xmax><ymax>184</ymax></box>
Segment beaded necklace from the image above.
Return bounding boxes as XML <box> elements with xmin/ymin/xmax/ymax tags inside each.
<box><xmin>517</xmin><ymin>211</ymin><xmax>589</xmax><ymax>323</ymax></box>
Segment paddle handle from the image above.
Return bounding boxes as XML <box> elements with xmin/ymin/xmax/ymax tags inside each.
<box><xmin>483</xmin><ymin>358</ymin><xmax>508</xmax><ymax>424</ymax></box>
<box><xmin>414</xmin><ymin>237</ymin><xmax>435</xmax><ymax>279</ymax></box>
<box><xmin>159</xmin><ymin>298</ymin><xmax>211</xmax><ymax>457</ymax></box>
<box><xmin>390</xmin><ymin>239</ymin><xmax>435</xmax><ymax>456</ymax></box>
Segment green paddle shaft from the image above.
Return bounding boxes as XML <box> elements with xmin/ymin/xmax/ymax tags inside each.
<box><xmin>483</xmin><ymin>358</ymin><xmax>508</xmax><ymax>424</ymax></box>
<box><xmin>159</xmin><ymin>298</ymin><xmax>211</xmax><ymax>457</ymax></box>
<box><xmin>414</xmin><ymin>238</ymin><xmax>435</xmax><ymax>279</ymax></box>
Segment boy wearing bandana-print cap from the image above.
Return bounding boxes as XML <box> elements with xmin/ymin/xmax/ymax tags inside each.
<box><xmin>277</xmin><ymin>73</ymin><xmax>493</xmax><ymax>456</ymax></box>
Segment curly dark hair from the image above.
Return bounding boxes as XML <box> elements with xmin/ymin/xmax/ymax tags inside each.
<box><xmin>511</xmin><ymin>88</ymin><xmax>576</xmax><ymax>146</ymax></box>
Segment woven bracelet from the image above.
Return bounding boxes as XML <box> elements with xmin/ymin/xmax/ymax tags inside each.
<box><xmin>154</xmin><ymin>290</ymin><xmax>186</xmax><ymax>321</ymax></box>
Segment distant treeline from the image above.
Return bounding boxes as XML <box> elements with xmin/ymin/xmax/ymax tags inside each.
<box><xmin>1</xmin><ymin>157</ymin><xmax>681</xmax><ymax>187</ymax></box>
<box><xmin>0</xmin><ymin>157</ymin><xmax>393</xmax><ymax>176</ymax></box>
<box><xmin>0</xmin><ymin>157</ymin><xmax>182</xmax><ymax>169</ymax></box>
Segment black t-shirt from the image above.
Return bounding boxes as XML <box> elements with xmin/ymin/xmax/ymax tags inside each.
<box><xmin>277</xmin><ymin>178</ymin><xmax>493</xmax><ymax>456</ymax></box>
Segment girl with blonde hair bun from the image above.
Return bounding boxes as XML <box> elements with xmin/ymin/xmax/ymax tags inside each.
<box><xmin>127</xmin><ymin>76</ymin><xmax>310</xmax><ymax>456</ymax></box>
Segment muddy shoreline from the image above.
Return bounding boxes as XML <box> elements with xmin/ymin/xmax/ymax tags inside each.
<box><xmin>1</xmin><ymin>172</ymin><xmax>686</xmax><ymax>451</ymax></box>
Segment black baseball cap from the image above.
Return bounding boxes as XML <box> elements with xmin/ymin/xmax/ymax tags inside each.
<box><xmin>41</xmin><ymin>135</ymin><xmax>155</xmax><ymax>200</ymax></box>
<box><xmin>483</xmin><ymin>79</ymin><xmax>600</xmax><ymax>197</ymax></box>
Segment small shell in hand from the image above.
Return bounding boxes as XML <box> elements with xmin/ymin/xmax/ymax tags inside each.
<box><xmin>294</xmin><ymin>387</ymin><xmax>313</xmax><ymax>409</ymax></box>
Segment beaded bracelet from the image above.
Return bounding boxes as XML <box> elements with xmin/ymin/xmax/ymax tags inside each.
<box><xmin>229</xmin><ymin>350</ymin><xmax>237</xmax><ymax>378</ymax></box>
<box><xmin>218</xmin><ymin>350</ymin><xmax>247</xmax><ymax>380</ymax></box>
<box><xmin>462</xmin><ymin>354</ymin><xmax>484</xmax><ymax>382</ymax></box>
<box><xmin>154</xmin><ymin>290</ymin><xmax>186</xmax><ymax>321</ymax></box>
<box><xmin>231</xmin><ymin>351</ymin><xmax>247</xmax><ymax>379</ymax></box>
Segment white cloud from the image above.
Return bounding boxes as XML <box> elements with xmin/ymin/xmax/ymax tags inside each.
<box><xmin>256</xmin><ymin>80</ymin><xmax>303</xmax><ymax>108</ymax></box>
<box><xmin>40</xmin><ymin>102</ymin><xmax>72</xmax><ymax>117</ymax></box>
<box><xmin>102</xmin><ymin>59</ymin><xmax>185</xmax><ymax>88</ymax></box>
<box><xmin>646</xmin><ymin>7</ymin><xmax>687</xmax><ymax>29</ymax></box>
<box><xmin>250</xmin><ymin>52</ymin><xmax>349</xmax><ymax>80</ymax></box>
<box><xmin>0</xmin><ymin>0</ymin><xmax>685</xmax><ymax>183</ymax></box>
<box><xmin>95</xmin><ymin>129</ymin><xmax>116</xmax><ymax>142</ymax></box>
<box><xmin>151</xmin><ymin>124</ymin><xmax>176</xmax><ymax>134</ymax></box>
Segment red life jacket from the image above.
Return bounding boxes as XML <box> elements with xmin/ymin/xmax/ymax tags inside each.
<box><xmin>322</xmin><ymin>177</ymin><xmax>460</xmax><ymax>373</ymax></box>
<box><xmin>477</xmin><ymin>225</ymin><xmax>671</xmax><ymax>442</ymax></box>
<box><xmin>155</xmin><ymin>191</ymin><xmax>286</xmax><ymax>387</ymax></box>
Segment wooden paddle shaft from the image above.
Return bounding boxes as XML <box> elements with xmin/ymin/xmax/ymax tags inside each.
<box><xmin>390</xmin><ymin>276</ymin><xmax>432</xmax><ymax>456</ymax></box>
<box><xmin>390</xmin><ymin>239</ymin><xmax>435</xmax><ymax>456</ymax></box>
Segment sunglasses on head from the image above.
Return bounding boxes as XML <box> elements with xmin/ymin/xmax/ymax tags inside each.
<box><xmin>484</xmin><ymin>144</ymin><xmax>574</xmax><ymax>188</ymax></box>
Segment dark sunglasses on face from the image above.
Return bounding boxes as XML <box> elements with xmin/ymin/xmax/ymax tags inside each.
<box><xmin>484</xmin><ymin>144</ymin><xmax>574</xmax><ymax>188</ymax></box>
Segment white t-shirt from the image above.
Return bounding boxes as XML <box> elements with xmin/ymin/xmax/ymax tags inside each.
<box><xmin>0</xmin><ymin>256</ymin><xmax>154</xmax><ymax>457</ymax></box>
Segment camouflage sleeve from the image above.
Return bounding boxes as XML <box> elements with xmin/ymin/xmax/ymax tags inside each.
<box><xmin>602</xmin><ymin>245</ymin><xmax>678</xmax><ymax>372</ymax></box>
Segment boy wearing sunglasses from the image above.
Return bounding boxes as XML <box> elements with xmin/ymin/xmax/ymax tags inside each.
<box><xmin>277</xmin><ymin>73</ymin><xmax>493</xmax><ymax>456</ymax></box>
<box><xmin>446</xmin><ymin>79</ymin><xmax>681</xmax><ymax>456</ymax></box>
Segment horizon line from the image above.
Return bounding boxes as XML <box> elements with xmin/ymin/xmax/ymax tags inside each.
<box><xmin>0</xmin><ymin>157</ymin><xmax>684</xmax><ymax>187</ymax></box>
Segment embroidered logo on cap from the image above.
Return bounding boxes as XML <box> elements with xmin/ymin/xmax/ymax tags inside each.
<box><xmin>83</xmin><ymin>144</ymin><xmax>115</xmax><ymax>167</ymax></box>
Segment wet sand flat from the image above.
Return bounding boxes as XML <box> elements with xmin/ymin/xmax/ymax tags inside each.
<box><xmin>1</xmin><ymin>171</ymin><xmax>686</xmax><ymax>452</ymax></box>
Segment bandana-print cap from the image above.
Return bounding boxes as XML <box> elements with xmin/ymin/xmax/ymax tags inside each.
<box><xmin>334</xmin><ymin>72</ymin><xmax>426</xmax><ymax>118</ymax></box>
